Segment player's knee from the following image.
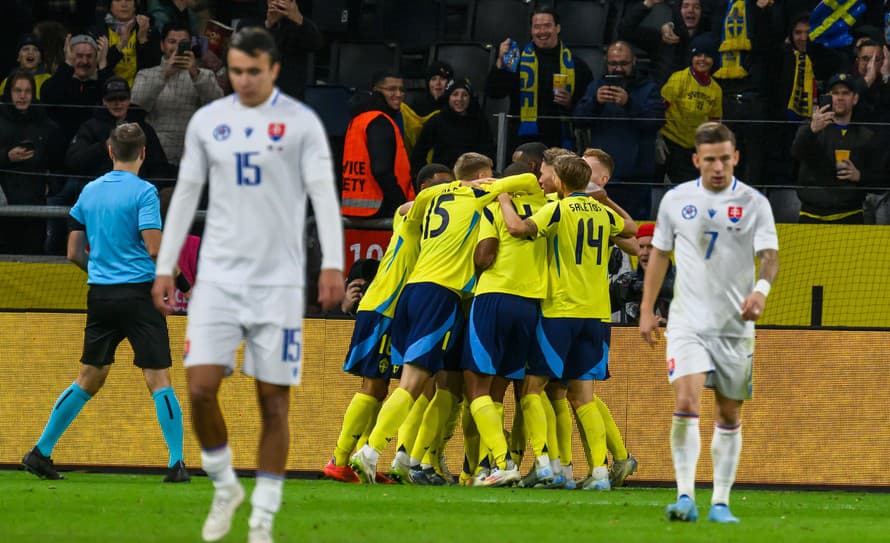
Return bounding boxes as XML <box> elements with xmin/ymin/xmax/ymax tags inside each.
<box><xmin>188</xmin><ymin>382</ymin><xmax>218</xmax><ymax>407</ymax></box>
<box><xmin>360</xmin><ymin>377</ymin><xmax>388</xmax><ymax>401</ymax></box>
<box><xmin>77</xmin><ymin>364</ymin><xmax>110</xmax><ymax>395</ymax></box>
<box><xmin>674</xmin><ymin>394</ymin><xmax>700</xmax><ymax>415</ymax></box>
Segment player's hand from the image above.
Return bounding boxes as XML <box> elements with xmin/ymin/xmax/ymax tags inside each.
<box><xmin>740</xmin><ymin>291</ymin><xmax>766</xmax><ymax>321</ymax></box>
<box><xmin>639</xmin><ymin>310</ymin><xmax>661</xmax><ymax>346</ymax></box>
<box><xmin>497</xmin><ymin>192</ymin><xmax>513</xmax><ymax>205</ymax></box>
<box><xmin>318</xmin><ymin>268</ymin><xmax>345</xmax><ymax>311</ymax></box>
<box><xmin>152</xmin><ymin>275</ymin><xmax>177</xmax><ymax>315</ymax></box>
<box><xmin>587</xmin><ymin>184</ymin><xmax>608</xmax><ymax>202</ymax></box>
<box><xmin>462</xmin><ymin>178</ymin><xmax>495</xmax><ymax>188</ymax></box>
<box><xmin>810</xmin><ymin>104</ymin><xmax>833</xmax><ymax>133</ymax></box>
<box><xmin>341</xmin><ymin>279</ymin><xmax>366</xmax><ymax>313</ymax></box>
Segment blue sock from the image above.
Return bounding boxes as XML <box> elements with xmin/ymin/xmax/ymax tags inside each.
<box><xmin>152</xmin><ymin>387</ymin><xmax>184</xmax><ymax>467</ymax></box>
<box><xmin>36</xmin><ymin>382</ymin><xmax>92</xmax><ymax>457</ymax></box>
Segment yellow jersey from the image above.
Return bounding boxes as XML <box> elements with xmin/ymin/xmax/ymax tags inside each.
<box><xmin>660</xmin><ymin>68</ymin><xmax>723</xmax><ymax>149</ymax></box>
<box><xmin>475</xmin><ymin>192</ymin><xmax>549</xmax><ymax>299</ymax></box>
<box><xmin>356</xmin><ymin>208</ymin><xmax>421</xmax><ymax>318</ymax></box>
<box><xmin>529</xmin><ymin>193</ymin><xmax>624</xmax><ymax>319</ymax></box>
<box><xmin>407</xmin><ymin>173</ymin><xmax>542</xmax><ymax>294</ymax></box>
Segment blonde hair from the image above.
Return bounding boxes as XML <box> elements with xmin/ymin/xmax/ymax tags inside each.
<box><xmin>553</xmin><ymin>155</ymin><xmax>592</xmax><ymax>191</ymax></box>
<box><xmin>542</xmin><ymin>147</ymin><xmax>574</xmax><ymax>167</ymax></box>
<box><xmin>582</xmin><ymin>148</ymin><xmax>614</xmax><ymax>176</ymax></box>
<box><xmin>453</xmin><ymin>152</ymin><xmax>493</xmax><ymax>180</ymax></box>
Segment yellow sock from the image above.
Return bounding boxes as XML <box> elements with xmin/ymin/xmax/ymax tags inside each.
<box><xmin>426</xmin><ymin>389</ymin><xmax>458</xmax><ymax>466</ymax></box>
<box><xmin>355</xmin><ymin>399</ymin><xmax>382</xmax><ymax>451</ymax></box>
<box><xmin>520</xmin><ymin>394</ymin><xmax>548</xmax><ymax>458</ymax></box>
<box><xmin>510</xmin><ymin>403</ymin><xmax>526</xmax><ymax>464</ymax></box>
<box><xmin>461</xmin><ymin>399</ymin><xmax>480</xmax><ymax>474</ymax></box>
<box><xmin>410</xmin><ymin>389</ymin><xmax>453</xmax><ymax>463</ymax></box>
<box><xmin>552</xmin><ymin>397</ymin><xmax>573</xmax><ymax>465</ymax></box>
<box><xmin>540</xmin><ymin>392</ymin><xmax>560</xmax><ymax>460</ymax></box>
<box><xmin>595</xmin><ymin>395</ymin><xmax>627</xmax><ymax>461</ymax></box>
<box><xmin>575</xmin><ymin>401</ymin><xmax>607</xmax><ymax>470</ymax></box>
<box><xmin>396</xmin><ymin>393</ymin><xmax>429</xmax><ymax>455</ymax></box>
<box><xmin>368</xmin><ymin>387</ymin><xmax>414</xmax><ymax>453</ymax></box>
<box><xmin>470</xmin><ymin>396</ymin><xmax>509</xmax><ymax>469</ymax></box>
<box><xmin>333</xmin><ymin>393</ymin><xmax>379</xmax><ymax>466</ymax></box>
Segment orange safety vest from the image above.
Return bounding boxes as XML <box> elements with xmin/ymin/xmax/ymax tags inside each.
<box><xmin>341</xmin><ymin>111</ymin><xmax>414</xmax><ymax>218</ymax></box>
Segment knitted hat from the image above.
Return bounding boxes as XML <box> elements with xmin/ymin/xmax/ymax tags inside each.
<box><xmin>445</xmin><ymin>77</ymin><xmax>473</xmax><ymax>99</ymax></box>
<box><xmin>636</xmin><ymin>223</ymin><xmax>655</xmax><ymax>239</ymax></box>
<box><xmin>689</xmin><ymin>33</ymin><xmax>719</xmax><ymax>61</ymax></box>
<box><xmin>427</xmin><ymin>61</ymin><xmax>454</xmax><ymax>81</ymax></box>
<box><xmin>17</xmin><ymin>34</ymin><xmax>43</xmax><ymax>56</ymax></box>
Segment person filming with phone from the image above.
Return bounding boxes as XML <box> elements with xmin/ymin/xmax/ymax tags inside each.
<box><xmin>791</xmin><ymin>73</ymin><xmax>885</xmax><ymax>224</ymax></box>
<box><xmin>574</xmin><ymin>40</ymin><xmax>663</xmax><ymax>218</ymax></box>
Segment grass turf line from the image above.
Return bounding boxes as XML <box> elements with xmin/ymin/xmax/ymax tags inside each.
<box><xmin>1</xmin><ymin>472</ymin><xmax>889</xmax><ymax>542</ymax></box>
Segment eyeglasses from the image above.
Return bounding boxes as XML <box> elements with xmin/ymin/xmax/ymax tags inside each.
<box><xmin>606</xmin><ymin>61</ymin><xmax>632</xmax><ymax>67</ymax></box>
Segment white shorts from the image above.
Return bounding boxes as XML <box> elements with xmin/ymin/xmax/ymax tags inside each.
<box><xmin>665</xmin><ymin>332</ymin><xmax>754</xmax><ymax>401</ymax></box>
<box><xmin>185</xmin><ymin>281</ymin><xmax>305</xmax><ymax>386</ymax></box>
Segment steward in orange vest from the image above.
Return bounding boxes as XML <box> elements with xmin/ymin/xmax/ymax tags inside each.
<box><xmin>341</xmin><ymin>85</ymin><xmax>414</xmax><ymax>219</ymax></box>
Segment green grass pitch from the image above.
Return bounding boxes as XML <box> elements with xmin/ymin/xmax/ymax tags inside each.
<box><xmin>1</xmin><ymin>471</ymin><xmax>889</xmax><ymax>542</ymax></box>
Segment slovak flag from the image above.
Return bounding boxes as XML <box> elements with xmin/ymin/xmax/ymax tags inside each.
<box><xmin>728</xmin><ymin>206</ymin><xmax>743</xmax><ymax>223</ymax></box>
<box><xmin>268</xmin><ymin>123</ymin><xmax>286</xmax><ymax>141</ymax></box>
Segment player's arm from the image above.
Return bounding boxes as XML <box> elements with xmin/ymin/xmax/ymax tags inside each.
<box><xmin>497</xmin><ymin>193</ymin><xmax>538</xmax><ymax>237</ymax></box>
<box><xmin>741</xmin><ymin>248</ymin><xmax>779</xmax><ymax>321</ymax></box>
<box><xmin>474</xmin><ymin>206</ymin><xmax>499</xmax><ymax>274</ymax></box>
<box><xmin>589</xmin><ymin>186</ymin><xmax>637</xmax><ymax>237</ymax></box>
<box><xmin>66</xmin><ymin>228</ymin><xmax>88</xmax><ymax>272</ymax></box>
<box><xmin>640</xmin><ymin>247</ymin><xmax>671</xmax><ymax>345</ymax></box>
<box><xmin>611</xmin><ymin>235</ymin><xmax>639</xmax><ymax>256</ymax></box>
<box><xmin>141</xmin><ymin>228</ymin><xmax>162</xmax><ymax>259</ymax></box>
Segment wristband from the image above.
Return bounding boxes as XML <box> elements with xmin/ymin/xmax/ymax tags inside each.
<box><xmin>175</xmin><ymin>273</ymin><xmax>192</xmax><ymax>293</ymax></box>
<box><xmin>753</xmin><ymin>279</ymin><xmax>771</xmax><ymax>297</ymax></box>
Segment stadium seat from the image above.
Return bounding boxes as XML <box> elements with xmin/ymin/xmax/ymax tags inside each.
<box><xmin>429</xmin><ymin>42</ymin><xmax>495</xmax><ymax>94</ymax></box>
<box><xmin>471</xmin><ymin>0</ymin><xmax>532</xmax><ymax>46</ymax></box>
<box><xmin>571</xmin><ymin>45</ymin><xmax>605</xmax><ymax>78</ymax></box>
<box><xmin>443</xmin><ymin>0</ymin><xmax>474</xmax><ymax>41</ymax></box>
<box><xmin>303</xmin><ymin>85</ymin><xmax>356</xmax><ymax>138</ymax></box>
<box><xmin>556</xmin><ymin>0</ymin><xmax>609</xmax><ymax>47</ymax></box>
<box><xmin>329</xmin><ymin>41</ymin><xmax>401</xmax><ymax>90</ymax></box>
<box><xmin>640</xmin><ymin>2</ymin><xmax>673</xmax><ymax>29</ymax></box>
<box><xmin>381</xmin><ymin>0</ymin><xmax>444</xmax><ymax>50</ymax></box>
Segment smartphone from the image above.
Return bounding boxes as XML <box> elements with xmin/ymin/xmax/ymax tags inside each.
<box><xmin>603</xmin><ymin>74</ymin><xmax>626</xmax><ymax>88</ymax></box>
<box><xmin>177</xmin><ymin>40</ymin><xmax>190</xmax><ymax>56</ymax></box>
<box><xmin>818</xmin><ymin>94</ymin><xmax>832</xmax><ymax>110</ymax></box>
<box><xmin>18</xmin><ymin>140</ymin><xmax>34</xmax><ymax>151</ymax></box>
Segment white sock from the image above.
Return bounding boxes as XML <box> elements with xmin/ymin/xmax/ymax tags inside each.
<box><xmin>711</xmin><ymin>423</ymin><xmax>742</xmax><ymax>506</ymax></box>
<box><xmin>249</xmin><ymin>473</ymin><xmax>284</xmax><ymax>529</ymax></box>
<box><xmin>535</xmin><ymin>454</ymin><xmax>550</xmax><ymax>472</ymax></box>
<box><xmin>550</xmin><ymin>458</ymin><xmax>563</xmax><ymax>476</ymax></box>
<box><xmin>362</xmin><ymin>444</ymin><xmax>380</xmax><ymax>466</ymax></box>
<box><xmin>670</xmin><ymin>414</ymin><xmax>700</xmax><ymax>500</ymax></box>
<box><xmin>201</xmin><ymin>445</ymin><xmax>239</xmax><ymax>492</ymax></box>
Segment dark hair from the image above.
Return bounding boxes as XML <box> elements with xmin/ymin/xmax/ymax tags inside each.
<box><xmin>542</xmin><ymin>146</ymin><xmax>574</xmax><ymax>166</ymax></box>
<box><xmin>161</xmin><ymin>21</ymin><xmax>192</xmax><ymax>41</ymax></box>
<box><xmin>857</xmin><ymin>38</ymin><xmax>881</xmax><ymax>52</ymax></box>
<box><xmin>513</xmin><ymin>142</ymin><xmax>548</xmax><ymax>163</ymax></box>
<box><xmin>371</xmin><ymin>70</ymin><xmax>403</xmax><ymax>89</ymax></box>
<box><xmin>229</xmin><ymin>27</ymin><xmax>280</xmax><ymax>64</ymax></box>
<box><xmin>3</xmin><ymin>69</ymin><xmax>36</xmax><ymax>102</ymax></box>
<box><xmin>532</xmin><ymin>5</ymin><xmax>560</xmax><ymax>26</ymax></box>
<box><xmin>694</xmin><ymin>122</ymin><xmax>736</xmax><ymax>149</ymax></box>
<box><xmin>501</xmin><ymin>162</ymin><xmax>533</xmax><ymax>177</ymax></box>
<box><xmin>415</xmin><ymin>163</ymin><xmax>452</xmax><ymax>191</ymax></box>
<box><xmin>109</xmin><ymin>123</ymin><xmax>146</xmax><ymax>162</ymax></box>
<box><xmin>553</xmin><ymin>155</ymin><xmax>591</xmax><ymax>191</ymax></box>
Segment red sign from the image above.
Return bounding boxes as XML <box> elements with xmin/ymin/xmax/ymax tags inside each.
<box><xmin>344</xmin><ymin>228</ymin><xmax>392</xmax><ymax>272</ymax></box>
<box><xmin>728</xmin><ymin>206</ymin><xmax>743</xmax><ymax>223</ymax></box>
<box><xmin>268</xmin><ymin>123</ymin><xmax>286</xmax><ymax>141</ymax></box>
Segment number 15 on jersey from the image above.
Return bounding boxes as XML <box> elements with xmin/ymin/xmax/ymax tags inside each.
<box><xmin>235</xmin><ymin>152</ymin><xmax>262</xmax><ymax>186</ymax></box>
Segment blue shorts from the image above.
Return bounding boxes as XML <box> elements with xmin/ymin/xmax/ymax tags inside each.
<box><xmin>342</xmin><ymin>311</ymin><xmax>401</xmax><ymax>379</ymax></box>
<box><xmin>391</xmin><ymin>282</ymin><xmax>459</xmax><ymax>373</ymax></box>
<box><xmin>443</xmin><ymin>308</ymin><xmax>466</xmax><ymax>372</ymax></box>
<box><xmin>533</xmin><ymin>317</ymin><xmax>611</xmax><ymax>381</ymax></box>
<box><xmin>462</xmin><ymin>293</ymin><xmax>538</xmax><ymax>379</ymax></box>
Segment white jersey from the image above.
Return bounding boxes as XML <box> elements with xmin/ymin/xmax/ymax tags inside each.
<box><xmin>157</xmin><ymin>88</ymin><xmax>344</xmax><ymax>285</ymax></box>
<box><xmin>653</xmin><ymin>178</ymin><xmax>778</xmax><ymax>338</ymax></box>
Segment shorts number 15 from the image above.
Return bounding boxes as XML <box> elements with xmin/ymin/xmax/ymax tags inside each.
<box><xmin>235</xmin><ymin>152</ymin><xmax>262</xmax><ymax>185</ymax></box>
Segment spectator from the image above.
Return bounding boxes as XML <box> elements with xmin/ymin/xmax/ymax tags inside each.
<box><xmin>659</xmin><ymin>33</ymin><xmax>722</xmax><ymax>184</ymax></box>
<box><xmin>0</xmin><ymin>71</ymin><xmax>66</xmax><ymax>254</ymax></box>
<box><xmin>792</xmin><ymin>73</ymin><xmax>885</xmax><ymax>224</ymax></box>
<box><xmin>510</xmin><ymin>141</ymin><xmax>548</xmax><ymax>178</ymax></box>
<box><xmin>486</xmin><ymin>5</ymin><xmax>593</xmax><ymax>149</ymax></box>
<box><xmin>264</xmin><ymin>0</ymin><xmax>324</xmax><ymax>99</ymax></box>
<box><xmin>852</xmin><ymin>39</ymin><xmax>890</xmax><ymax>120</ymax></box>
<box><xmin>410</xmin><ymin>78</ymin><xmax>494</xmax><ymax>175</ymax></box>
<box><xmin>65</xmin><ymin>76</ymin><xmax>172</xmax><ymax>187</ymax></box>
<box><xmin>574</xmin><ymin>40</ymin><xmax>663</xmax><ymax>217</ymax></box>
<box><xmin>409</xmin><ymin>61</ymin><xmax>453</xmax><ymax>117</ymax></box>
<box><xmin>610</xmin><ymin>222</ymin><xmax>674</xmax><ymax>324</ymax></box>
<box><xmin>33</xmin><ymin>21</ymin><xmax>70</xmax><ymax>75</ymax></box>
<box><xmin>0</xmin><ymin>35</ymin><xmax>52</xmax><ymax>100</ymax></box>
<box><xmin>131</xmin><ymin>22</ymin><xmax>223</xmax><ymax>164</ymax></box>
<box><xmin>41</xmin><ymin>33</ymin><xmax>114</xmax><ymax>143</ymax></box>
<box><xmin>335</xmin><ymin>258</ymin><xmax>381</xmax><ymax>317</ymax></box>
<box><xmin>148</xmin><ymin>0</ymin><xmax>202</xmax><ymax>37</ymax></box>
<box><xmin>619</xmin><ymin>0</ymin><xmax>709</xmax><ymax>84</ymax></box>
<box><xmin>92</xmin><ymin>0</ymin><xmax>159</xmax><ymax>86</ymax></box>
<box><xmin>341</xmin><ymin>71</ymin><xmax>415</xmax><ymax>219</ymax></box>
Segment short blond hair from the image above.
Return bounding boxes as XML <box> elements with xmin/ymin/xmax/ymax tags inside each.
<box><xmin>553</xmin><ymin>155</ymin><xmax>591</xmax><ymax>191</ymax></box>
<box><xmin>582</xmin><ymin>148</ymin><xmax>614</xmax><ymax>176</ymax></box>
<box><xmin>453</xmin><ymin>152</ymin><xmax>493</xmax><ymax>180</ymax></box>
<box><xmin>542</xmin><ymin>147</ymin><xmax>574</xmax><ymax>167</ymax></box>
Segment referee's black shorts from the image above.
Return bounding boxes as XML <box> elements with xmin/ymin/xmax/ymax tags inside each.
<box><xmin>82</xmin><ymin>282</ymin><xmax>172</xmax><ymax>369</ymax></box>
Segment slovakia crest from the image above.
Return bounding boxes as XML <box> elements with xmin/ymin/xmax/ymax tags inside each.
<box><xmin>681</xmin><ymin>205</ymin><xmax>697</xmax><ymax>220</ymax></box>
<box><xmin>728</xmin><ymin>206</ymin><xmax>743</xmax><ymax>223</ymax></box>
<box><xmin>667</xmin><ymin>357</ymin><xmax>676</xmax><ymax>376</ymax></box>
<box><xmin>268</xmin><ymin>123</ymin><xmax>286</xmax><ymax>141</ymax></box>
<box><xmin>213</xmin><ymin>124</ymin><xmax>231</xmax><ymax>141</ymax></box>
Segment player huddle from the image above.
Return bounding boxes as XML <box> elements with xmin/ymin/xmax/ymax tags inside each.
<box><xmin>324</xmin><ymin>146</ymin><xmax>641</xmax><ymax>490</ymax></box>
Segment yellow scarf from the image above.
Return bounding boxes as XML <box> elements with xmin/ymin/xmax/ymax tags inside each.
<box><xmin>714</xmin><ymin>0</ymin><xmax>751</xmax><ymax>79</ymax></box>
<box><xmin>787</xmin><ymin>51</ymin><xmax>816</xmax><ymax>118</ymax></box>
<box><xmin>399</xmin><ymin>102</ymin><xmax>438</xmax><ymax>157</ymax></box>
<box><xmin>518</xmin><ymin>42</ymin><xmax>575</xmax><ymax>136</ymax></box>
<box><xmin>108</xmin><ymin>28</ymin><xmax>138</xmax><ymax>86</ymax></box>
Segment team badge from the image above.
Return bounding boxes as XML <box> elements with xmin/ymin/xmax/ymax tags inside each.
<box><xmin>681</xmin><ymin>205</ymin><xmax>697</xmax><ymax>220</ymax></box>
<box><xmin>708</xmin><ymin>209</ymin><xmax>717</xmax><ymax>218</ymax></box>
<box><xmin>268</xmin><ymin>123</ymin><xmax>286</xmax><ymax>141</ymax></box>
<box><xmin>378</xmin><ymin>358</ymin><xmax>390</xmax><ymax>375</ymax></box>
<box><xmin>728</xmin><ymin>206</ymin><xmax>743</xmax><ymax>223</ymax></box>
<box><xmin>667</xmin><ymin>357</ymin><xmax>676</xmax><ymax>376</ymax></box>
<box><xmin>212</xmin><ymin>124</ymin><xmax>231</xmax><ymax>141</ymax></box>
<box><xmin>245</xmin><ymin>127</ymin><xmax>254</xmax><ymax>138</ymax></box>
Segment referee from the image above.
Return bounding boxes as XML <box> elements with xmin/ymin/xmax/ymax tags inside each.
<box><xmin>22</xmin><ymin>123</ymin><xmax>188</xmax><ymax>483</ymax></box>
